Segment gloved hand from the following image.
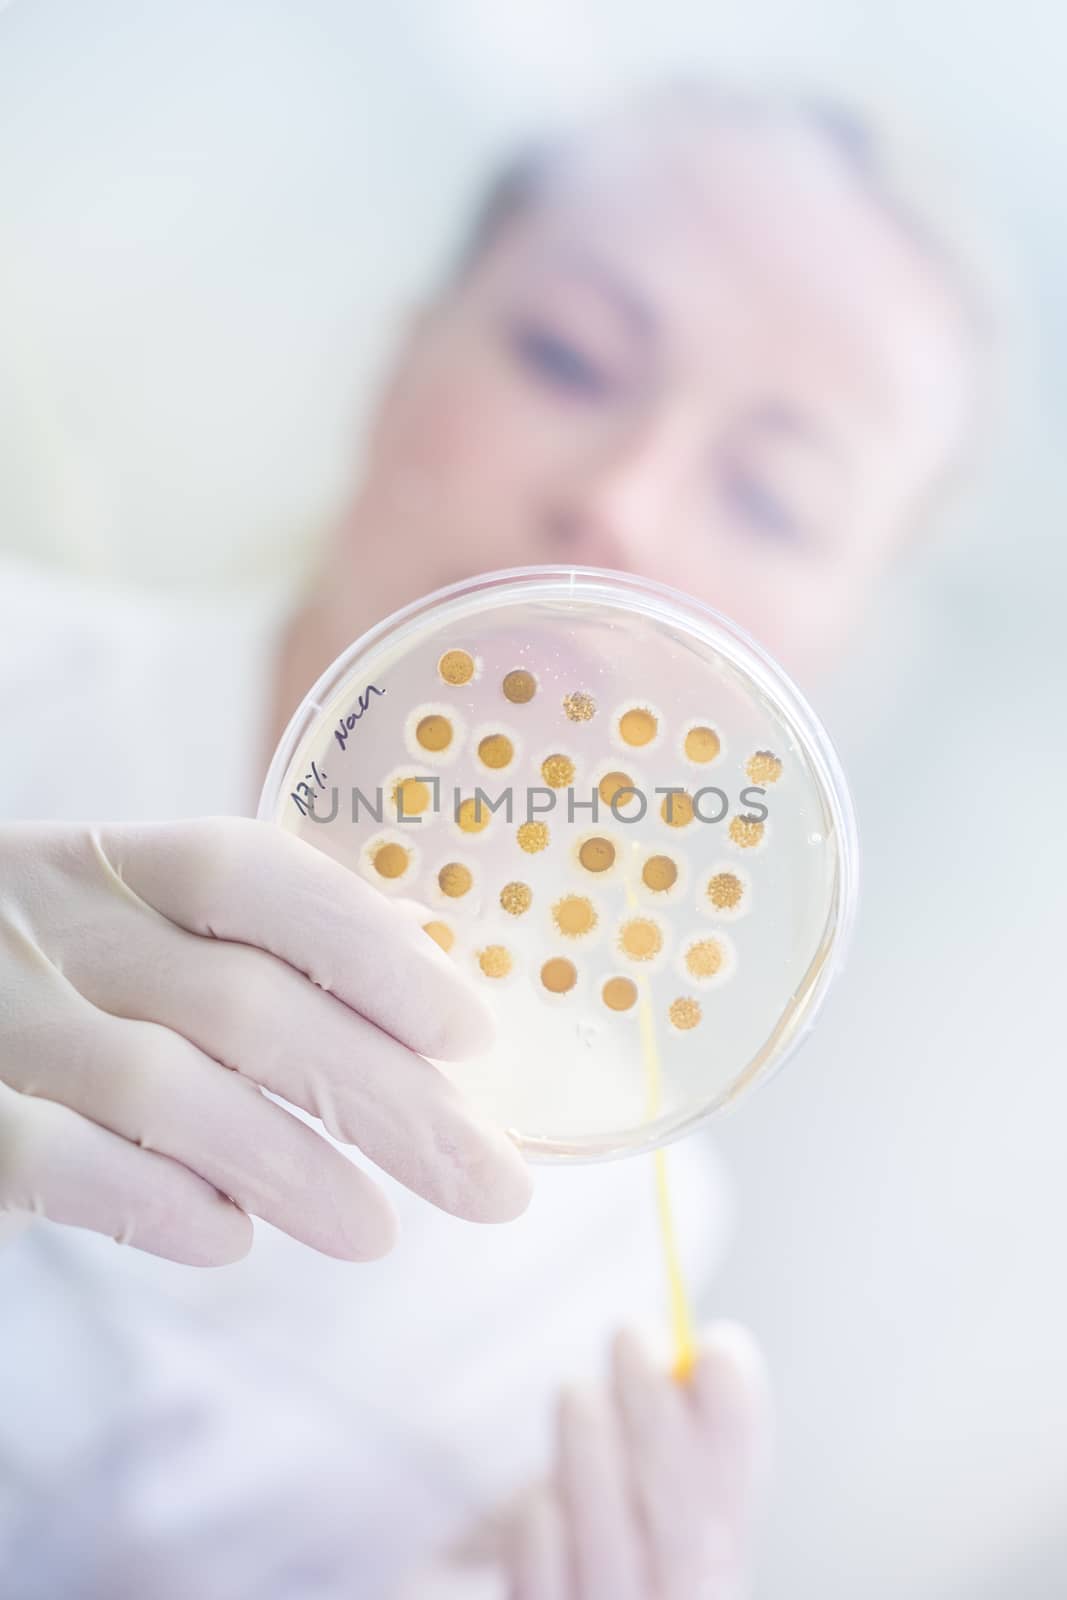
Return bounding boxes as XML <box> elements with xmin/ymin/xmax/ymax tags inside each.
<box><xmin>505</xmin><ymin>1324</ymin><xmax>769</xmax><ymax>1600</ymax></box>
<box><xmin>0</xmin><ymin>818</ymin><xmax>530</xmax><ymax>1265</ymax></box>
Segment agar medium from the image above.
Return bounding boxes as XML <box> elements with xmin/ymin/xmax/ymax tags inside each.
<box><xmin>259</xmin><ymin>566</ymin><xmax>858</xmax><ymax>1161</ymax></box>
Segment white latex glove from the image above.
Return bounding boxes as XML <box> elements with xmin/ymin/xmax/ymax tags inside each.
<box><xmin>505</xmin><ymin>1324</ymin><xmax>770</xmax><ymax>1600</ymax></box>
<box><xmin>0</xmin><ymin>818</ymin><xmax>530</xmax><ymax>1265</ymax></box>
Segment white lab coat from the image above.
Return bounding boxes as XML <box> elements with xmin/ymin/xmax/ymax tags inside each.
<box><xmin>0</xmin><ymin>558</ymin><xmax>729</xmax><ymax>1599</ymax></box>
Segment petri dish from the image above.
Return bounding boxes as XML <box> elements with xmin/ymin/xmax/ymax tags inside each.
<box><xmin>259</xmin><ymin>566</ymin><xmax>858</xmax><ymax>1162</ymax></box>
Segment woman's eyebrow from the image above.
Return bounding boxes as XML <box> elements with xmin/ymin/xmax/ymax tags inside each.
<box><xmin>534</xmin><ymin>250</ymin><xmax>658</xmax><ymax>341</ymax></box>
<box><xmin>745</xmin><ymin>400</ymin><xmax>846</xmax><ymax>460</ymax></box>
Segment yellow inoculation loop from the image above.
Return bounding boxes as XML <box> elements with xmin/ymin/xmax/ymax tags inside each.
<box><xmin>624</xmin><ymin>849</ymin><xmax>697</xmax><ymax>1382</ymax></box>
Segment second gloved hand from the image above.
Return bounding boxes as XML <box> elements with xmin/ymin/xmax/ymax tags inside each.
<box><xmin>509</xmin><ymin>1324</ymin><xmax>770</xmax><ymax>1600</ymax></box>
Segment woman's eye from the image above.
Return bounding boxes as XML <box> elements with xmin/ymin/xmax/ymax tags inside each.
<box><xmin>510</xmin><ymin>321</ymin><xmax>614</xmax><ymax>398</ymax></box>
<box><xmin>720</xmin><ymin>459</ymin><xmax>804</xmax><ymax>546</ymax></box>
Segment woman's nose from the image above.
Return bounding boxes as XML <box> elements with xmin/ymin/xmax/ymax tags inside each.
<box><xmin>538</xmin><ymin>421</ymin><xmax>684</xmax><ymax>571</ymax></box>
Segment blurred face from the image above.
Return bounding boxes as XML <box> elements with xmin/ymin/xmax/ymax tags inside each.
<box><xmin>339</xmin><ymin>115</ymin><xmax>971</xmax><ymax>680</ymax></box>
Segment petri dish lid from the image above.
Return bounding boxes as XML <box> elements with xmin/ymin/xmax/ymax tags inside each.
<box><xmin>259</xmin><ymin>566</ymin><xmax>858</xmax><ymax>1161</ymax></box>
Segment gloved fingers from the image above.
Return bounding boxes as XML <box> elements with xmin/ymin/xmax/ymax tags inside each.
<box><xmin>71</xmin><ymin>921</ymin><xmax>530</xmax><ymax>1225</ymax></box>
<box><xmin>554</xmin><ymin>1384</ymin><xmax>646</xmax><ymax>1600</ymax></box>
<box><xmin>508</xmin><ymin>1484</ymin><xmax>571</xmax><ymax>1600</ymax></box>
<box><xmin>0</xmin><ymin>1079</ymin><xmax>251</xmax><ymax>1266</ymax></box>
<box><xmin>99</xmin><ymin>818</ymin><xmax>496</xmax><ymax>1060</ymax></box>
<box><xmin>611</xmin><ymin>1328</ymin><xmax>692</xmax><ymax>1586</ymax></box>
<box><xmin>633</xmin><ymin>1321</ymin><xmax>769</xmax><ymax>1599</ymax></box>
<box><xmin>688</xmin><ymin>1322</ymin><xmax>772</xmax><ymax>1526</ymax></box>
<box><xmin>2</xmin><ymin>1006</ymin><xmax>398</xmax><ymax>1260</ymax></box>
<box><xmin>608</xmin><ymin>1324</ymin><xmax>770</xmax><ymax>1600</ymax></box>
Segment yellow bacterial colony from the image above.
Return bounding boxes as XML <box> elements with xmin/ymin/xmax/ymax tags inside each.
<box><xmin>684</xmin><ymin>938</ymin><xmax>724</xmax><ymax>979</ymax></box>
<box><xmin>516</xmin><ymin>820</ymin><xmax>550</xmax><ymax>853</ymax></box>
<box><xmin>478</xmin><ymin>733</ymin><xmax>514</xmax><ymax>769</ymax></box>
<box><xmin>477</xmin><ymin>945</ymin><xmax>512</xmax><ymax>979</ymax></box>
<box><xmin>438</xmin><ymin>862</ymin><xmax>473</xmax><ymax>898</ymax></box>
<box><xmin>618</xmin><ymin>916</ymin><xmax>664</xmax><ymax>962</ymax></box>
<box><xmin>541</xmin><ymin>957</ymin><xmax>578</xmax><ymax>994</ymax></box>
<box><xmin>746</xmin><ymin>749</ymin><xmax>782</xmax><ymax>784</ymax></box>
<box><xmin>706</xmin><ymin>870</ymin><xmax>744</xmax><ymax>910</ymax></box>
<box><xmin>371</xmin><ymin>842</ymin><xmax>408</xmax><ymax>879</ymax></box>
<box><xmin>617</xmin><ymin>706</ymin><xmax>658</xmax><ymax>747</ymax></box>
<box><xmin>684</xmin><ymin>724</ymin><xmax>721</xmax><ymax>763</ymax></box>
<box><xmin>541</xmin><ymin>753</ymin><xmax>576</xmax><ymax>788</ymax></box>
<box><xmin>499</xmin><ymin>880</ymin><xmax>532</xmax><ymax>915</ymax></box>
<box><xmin>438</xmin><ymin>649</ymin><xmax>476</xmax><ymax>686</ymax></box>
<box><xmin>552</xmin><ymin>895</ymin><xmax>598</xmax><ymax>938</ymax></box>
<box><xmin>563</xmin><ymin>690</ymin><xmax>596</xmax><ymax>722</ymax></box>
<box><xmin>642</xmin><ymin>854</ymin><xmax>678</xmax><ymax>892</ymax></box>
<box><xmin>415</xmin><ymin>713</ymin><xmax>453</xmax><ymax>752</ymax></box>
<box><xmin>578</xmin><ymin>836</ymin><xmax>615</xmax><ymax>873</ymax></box>
<box><xmin>502</xmin><ymin>669</ymin><xmax>537</xmax><ymax>704</ymax></box>
<box><xmin>728</xmin><ymin>815</ymin><xmax>765</xmax><ymax>850</ymax></box>
<box><xmin>456</xmin><ymin>796</ymin><xmax>491</xmax><ymax>834</ymax></box>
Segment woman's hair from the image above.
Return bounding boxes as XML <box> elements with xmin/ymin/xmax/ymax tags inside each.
<box><xmin>452</xmin><ymin>79</ymin><xmax>994</xmax><ymax>352</ymax></box>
